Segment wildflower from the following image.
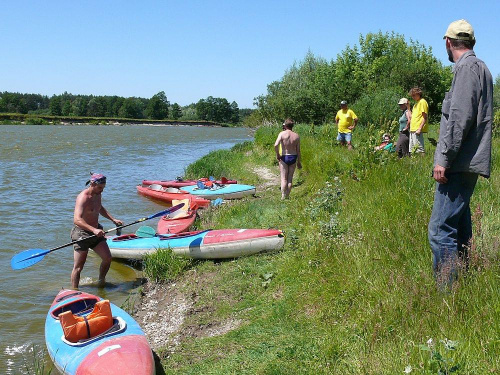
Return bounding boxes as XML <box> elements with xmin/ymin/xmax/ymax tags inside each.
<box><xmin>403</xmin><ymin>365</ymin><xmax>412</xmax><ymax>373</ymax></box>
<box><xmin>441</xmin><ymin>338</ymin><xmax>458</xmax><ymax>350</ymax></box>
<box><xmin>426</xmin><ymin>338</ymin><xmax>434</xmax><ymax>347</ymax></box>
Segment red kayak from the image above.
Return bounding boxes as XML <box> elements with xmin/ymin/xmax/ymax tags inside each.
<box><xmin>157</xmin><ymin>199</ymin><xmax>198</xmax><ymax>234</ymax></box>
<box><xmin>137</xmin><ymin>184</ymin><xmax>210</xmax><ymax>208</ymax></box>
<box><xmin>142</xmin><ymin>177</ymin><xmax>237</xmax><ymax>188</ymax></box>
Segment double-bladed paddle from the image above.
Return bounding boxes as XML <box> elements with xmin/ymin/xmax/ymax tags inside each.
<box><xmin>10</xmin><ymin>203</ymin><xmax>185</xmax><ymax>270</ymax></box>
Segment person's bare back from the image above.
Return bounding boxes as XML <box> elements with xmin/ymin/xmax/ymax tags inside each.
<box><xmin>278</xmin><ymin>130</ymin><xmax>300</xmax><ymax>155</ymax></box>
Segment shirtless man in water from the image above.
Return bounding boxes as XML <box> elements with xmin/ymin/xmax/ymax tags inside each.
<box><xmin>71</xmin><ymin>173</ymin><xmax>123</xmax><ymax>289</ymax></box>
<box><xmin>274</xmin><ymin>118</ymin><xmax>302</xmax><ymax>199</ymax></box>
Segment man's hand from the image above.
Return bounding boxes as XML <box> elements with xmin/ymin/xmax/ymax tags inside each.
<box><xmin>93</xmin><ymin>227</ymin><xmax>105</xmax><ymax>237</ymax></box>
<box><xmin>113</xmin><ymin>219</ymin><xmax>124</xmax><ymax>227</ymax></box>
<box><xmin>433</xmin><ymin>164</ymin><xmax>448</xmax><ymax>184</ymax></box>
<box><xmin>348</xmin><ymin>125</ymin><xmax>355</xmax><ymax>130</ymax></box>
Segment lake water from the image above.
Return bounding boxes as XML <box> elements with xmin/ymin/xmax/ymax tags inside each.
<box><xmin>0</xmin><ymin>124</ymin><xmax>252</xmax><ymax>374</ymax></box>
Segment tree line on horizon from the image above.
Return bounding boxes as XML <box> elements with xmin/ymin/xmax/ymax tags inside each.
<box><xmin>0</xmin><ymin>90</ymin><xmax>254</xmax><ymax>124</ymax></box>
<box><xmin>247</xmin><ymin>31</ymin><xmax>500</xmax><ymax>128</ymax></box>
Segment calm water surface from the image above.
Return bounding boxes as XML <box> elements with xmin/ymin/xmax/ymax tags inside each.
<box><xmin>0</xmin><ymin>124</ymin><xmax>252</xmax><ymax>374</ymax></box>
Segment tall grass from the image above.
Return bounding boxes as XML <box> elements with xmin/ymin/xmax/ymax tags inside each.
<box><xmin>22</xmin><ymin>344</ymin><xmax>53</xmax><ymax>375</ymax></box>
<box><xmin>148</xmin><ymin>123</ymin><xmax>499</xmax><ymax>374</ymax></box>
<box><xmin>143</xmin><ymin>248</ymin><xmax>195</xmax><ymax>283</ymax></box>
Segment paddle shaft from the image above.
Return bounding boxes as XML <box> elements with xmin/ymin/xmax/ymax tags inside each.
<box><xmin>22</xmin><ymin>203</ymin><xmax>185</xmax><ymax>261</ymax></box>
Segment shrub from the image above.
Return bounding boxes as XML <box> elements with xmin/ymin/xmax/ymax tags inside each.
<box><xmin>254</xmin><ymin>125</ymin><xmax>279</xmax><ymax>148</ymax></box>
<box><xmin>493</xmin><ymin>110</ymin><xmax>500</xmax><ymax>138</ymax></box>
<box><xmin>25</xmin><ymin>117</ymin><xmax>49</xmax><ymax>125</ymax></box>
<box><xmin>352</xmin><ymin>87</ymin><xmax>403</xmax><ymax>127</ymax></box>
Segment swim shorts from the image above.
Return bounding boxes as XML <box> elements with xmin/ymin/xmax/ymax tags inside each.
<box><xmin>71</xmin><ymin>224</ymin><xmax>106</xmax><ymax>252</ymax></box>
<box><xmin>281</xmin><ymin>154</ymin><xmax>298</xmax><ymax>166</ymax></box>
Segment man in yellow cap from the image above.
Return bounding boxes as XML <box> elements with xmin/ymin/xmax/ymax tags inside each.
<box><xmin>428</xmin><ymin>19</ymin><xmax>493</xmax><ymax>289</ymax></box>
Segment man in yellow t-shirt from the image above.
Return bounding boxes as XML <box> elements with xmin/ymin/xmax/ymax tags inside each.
<box><xmin>408</xmin><ymin>87</ymin><xmax>429</xmax><ymax>154</ymax></box>
<box><xmin>335</xmin><ymin>100</ymin><xmax>358</xmax><ymax>150</ymax></box>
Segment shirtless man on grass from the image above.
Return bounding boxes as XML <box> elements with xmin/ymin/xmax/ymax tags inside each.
<box><xmin>274</xmin><ymin>118</ymin><xmax>302</xmax><ymax>199</ymax></box>
<box><xmin>70</xmin><ymin>173</ymin><xmax>122</xmax><ymax>289</ymax></box>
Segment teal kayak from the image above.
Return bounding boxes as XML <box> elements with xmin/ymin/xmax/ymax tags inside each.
<box><xmin>180</xmin><ymin>183</ymin><xmax>256</xmax><ymax>200</ymax></box>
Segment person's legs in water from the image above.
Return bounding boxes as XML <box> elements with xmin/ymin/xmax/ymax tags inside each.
<box><xmin>71</xmin><ymin>249</ymin><xmax>88</xmax><ymax>289</ymax></box>
<box><xmin>93</xmin><ymin>241</ymin><xmax>112</xmax><ymax>287</ymax></box>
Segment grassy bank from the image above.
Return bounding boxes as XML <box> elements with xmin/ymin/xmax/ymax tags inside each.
<box><xmin>145</xmin><ymin>123</ymin><xmax>499</xmax><ymax>374</ymax></box>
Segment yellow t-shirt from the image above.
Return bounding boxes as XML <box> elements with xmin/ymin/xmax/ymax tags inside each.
<box><xmin>336</xmin><ymin>109</ymin><xmax>358</xmax><ymax>133</ymax></box>
<box><xmin>410</xmin><ymin>98</ymin><xmax>429</xmax><ymax>133</ymax></box>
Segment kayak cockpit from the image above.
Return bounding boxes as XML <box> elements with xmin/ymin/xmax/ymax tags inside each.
<box><xmin>51</xmin><ymin>297</ymin><xmax>99</xmax><ymax>319</ymax></box>
<box><xmin>60</xmin><ymin>316</ymin><xmax>127</xmax><ymax>347</ymax></box>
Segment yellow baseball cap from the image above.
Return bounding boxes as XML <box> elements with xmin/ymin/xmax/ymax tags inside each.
<box><xmin>443</xmin><ymin>19</ymin><xmax>475</xmax><ymax>41</ymax></box>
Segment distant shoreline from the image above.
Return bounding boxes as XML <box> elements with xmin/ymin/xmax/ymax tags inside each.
<box><xmin>0</xmin><ymin>113</ymin><xmax>225</xmax><ymax>127</ymax></box>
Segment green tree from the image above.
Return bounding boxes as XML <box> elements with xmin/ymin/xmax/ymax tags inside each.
<box><xmin>49</xmin><ymin>95</ymin><xmax>62</xmax><ymax>116</ymax></box>
<box><xmin>493</xmin><ymin>75</ymin><xmax>500</xmax><ymax>113</ymax></box>
<box><xmin>145</xmin><ymin>91</ymin><xmax>169</xmax><ymax>119</ymax></box>
<box><xmin>254</xmin><ymin>32</ymin><xmax>452</xmax><ymax>125</ymax></box>
<box><xmin>118</xmin><ymin>98</ymin><xmax>144</xmax><ymax>119</ymax></box>
<box><xmin>171</xmin><ymin>103</ymin><xmax>182</xmax><ymax>120</ymax></box>
<box><xmin>196</xmin><ymin>96</ymin><xmax>233</xmax><ymax>123</ymax></box>
<box><xmin>61</xmin><ymin>100</ymin><xmax>72</xmax><ymax>116</ymax></box>
<box><xmin>230</xmin><ymin>101</ymin><xmax>240</xmax><ymax>124</ymax></box>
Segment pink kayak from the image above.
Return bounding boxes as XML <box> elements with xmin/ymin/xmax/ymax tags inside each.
<box><xmin>157</xmin><ymin>199</ymin><xmax>198</xmax><ymax>234</ymax></box>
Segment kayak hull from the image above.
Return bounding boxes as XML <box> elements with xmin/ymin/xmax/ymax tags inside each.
<box><xmin>142</xmin><ymin>178</ymin><xmax>237</xmax><ymax>188</ymax></box>
<box><xmin>180</xmin><ymin>184</ymin><xmax>256</xmax><ymax>200</ymax></box>
<box><xmin>157</xmin><ymin>209</ymin><xmax>197</xmax><ymax>234</ymax></box>
<box><xmin>108</xmin><ymin>229</ymin><xmax>284</xmax><ymax>259</ymax></box>
<box><xmin>137</xmin><ymin>185</ymin><xmax>210</xmax><ymax>208</ymax></box>
<box><xmin>45</xmin><ymin>290</ymin><xmax>154</xmax><ymax>375</ymax></box>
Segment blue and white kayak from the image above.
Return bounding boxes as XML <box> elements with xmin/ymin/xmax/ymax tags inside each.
<box><xmin>107</xmin><ymin>229</ymin><xmax>284</xmax><ymax>260</ymax></box>
<box><xmin>45</xmin><ymin>289</ymin><xmax>155</xmax><ymax>375</ymax></box>
<box><xmin>180</xmin><ymin>183</ymin><xmax>256</xmax><ymax>200</ymax></box>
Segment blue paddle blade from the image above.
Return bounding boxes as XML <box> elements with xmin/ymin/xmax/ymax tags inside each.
<box><xmin>211</xmin><ymin>198</ymin><xmax>224</xmax><ymax>206</ymax></box>
<box><xmin>209</xmin><ymin>176</ymin><xmax>215</xmax><ymax>181</ymax></box>
<box><xmin>11</xmin><ymin>249</ymin><xmax>49</xmax><ymax>270</ymax></box>
<box><xmin>196</xmin><ymin>181</ymin><xmax>206</xmax><ymax>190</ymax></box>
<box><xmin>135</xmin><ymin>226</ymin><xmax>156</xmax><ymax>238</ymax></box>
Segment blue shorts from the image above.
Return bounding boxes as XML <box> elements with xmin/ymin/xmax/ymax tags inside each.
<box><xmin>337</xmin><ymin>132</ymin><xmax>352</xmax><ymax>143</ymax></box>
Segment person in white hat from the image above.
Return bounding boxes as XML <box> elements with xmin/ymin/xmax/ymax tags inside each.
<box><xmin>428</xmin><ymin>19</ymin><xmax>493</xmax><ymax>289</ymax></box>
<box><xmin>395</xmin><ymin>98</ymin><xmax>411</xmax><ymax>157</ymax></box>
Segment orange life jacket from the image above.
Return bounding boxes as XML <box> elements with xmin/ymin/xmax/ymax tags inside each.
<box><xmin>59</xmin><ymin>300</ymin><xmax>113</xmax><ymax>342</ymax></box>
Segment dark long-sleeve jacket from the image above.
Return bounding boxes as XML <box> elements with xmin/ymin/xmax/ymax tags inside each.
<box><xmin>434</xmin><ymin>50</ymin><xmax>493</xmax><ymax>177</ymax></box>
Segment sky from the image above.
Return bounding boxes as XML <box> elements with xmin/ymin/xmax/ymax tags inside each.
<box><xmin>1</xmin><ymin>0</ymin><xmax>498</xmax><ymax>108</ymax></box>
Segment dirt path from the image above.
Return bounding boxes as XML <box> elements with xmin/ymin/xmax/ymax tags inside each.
<box><xmin>253</xmin><ymin>165</ymin><xmax>280</xmax><ymax>191</ymax></box>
